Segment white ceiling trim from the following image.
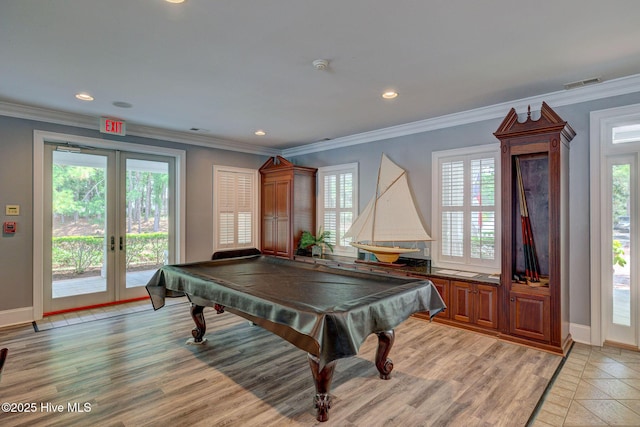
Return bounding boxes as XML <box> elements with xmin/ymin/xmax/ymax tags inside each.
<box><xmin>282</xmin><ymin>73</ymin><xmax>640</xmax><ymax>157</ymax></box>
<box><xmin>0</xmin><ymin>101</ymin><xmax>279</xmax><ymax>156</ymax></box>
<box><xmin>2</xmin><ymin>73</ymin><xmax>640</xmax><ymax>158</ymax></box>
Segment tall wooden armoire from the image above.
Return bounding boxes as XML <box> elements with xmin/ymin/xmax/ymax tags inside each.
<box><xmin>259</xmin><ymin>156</ymin><xmax>316</xmax><ymax>259</ymax></box>
<box><xmin>494</xmin><ymin>102</ymin><xmax>575</xmax><ymax>355</ymax></box>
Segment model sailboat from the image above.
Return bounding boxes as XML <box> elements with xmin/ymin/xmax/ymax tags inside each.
<box><xmin>344</xmin><ymin>154</ymin><xmax>431</xmax><ymax>263</ymax></box>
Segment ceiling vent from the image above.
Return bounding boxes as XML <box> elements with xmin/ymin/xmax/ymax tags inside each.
<box><xmin>564</xmin><ymin>77</ymin><xmax>602</xmax><ymax>90</ymax></box>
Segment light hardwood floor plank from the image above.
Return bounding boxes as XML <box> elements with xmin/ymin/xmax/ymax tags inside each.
<box><xmin>0</xmin><ymin>301</ymin><xmax>561</xmax><ymax>426</ymax></box>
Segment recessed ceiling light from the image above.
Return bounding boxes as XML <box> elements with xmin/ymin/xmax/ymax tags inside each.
<box><xmin>382</xmin><ymin>91</ymin><xmax>398</xmax><ymax>99</ymax></box>
<box><xmin>165</xmin><ymin>0</ymin><xmax>185</xmax><ymax>3</ymax></box>
<box><xmin>254</xmin><ymin>130</ymin><xmax>266</xmax><ymax>136</ymax></box>
<box><xmin>75</xmin><ymin>92</ymin><xmax>94</xmax><ymax>101</ymax></box>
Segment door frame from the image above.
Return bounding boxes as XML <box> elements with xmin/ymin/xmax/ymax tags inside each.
<box><xmin>590</xmin><ymin>103</ymin><xmax>640</xmax><ymax>347</ymax></box>
<box><xmin>33</xmin><ymin>130</ymin><xmax>186</xmax><ymax>320</ymax></box>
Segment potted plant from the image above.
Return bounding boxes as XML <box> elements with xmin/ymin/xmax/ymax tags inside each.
<box><xmin>299</xmin><ymin>227</ymin><xmax>334</xmax><ymax>258</ymax></box>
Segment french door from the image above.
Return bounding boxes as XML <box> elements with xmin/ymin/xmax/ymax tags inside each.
<box><xmin>43</xmin><ymin>144</ymin><xmax>175</xmax><ymax>313</ymax></box>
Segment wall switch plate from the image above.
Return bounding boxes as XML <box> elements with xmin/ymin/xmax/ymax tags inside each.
<box><xmin>5</xmin><ymin>205</ymin><xmax>19</xmax><ymax>216</ymax></box>
<box><xmin>424</xmin><ymin>247</ymin><xmax>430</xmax><ymax>257</ymax></box>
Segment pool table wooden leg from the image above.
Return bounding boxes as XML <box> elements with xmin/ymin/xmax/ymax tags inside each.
<box><xmin>375</xmin><ymin>330</ymin><xmax>395</xmax><ymax>379</ymax></box>
<box><xmin>307</xmin><ymin>354</ymin><xmax>337</xmax><ymax>422</ymax></box>
<box><xmin>190</xmin><ymin>304</ymin><xmax>206</xmax><ymax>342</ymax></box>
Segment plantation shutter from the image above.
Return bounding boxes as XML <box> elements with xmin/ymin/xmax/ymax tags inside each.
<box><xmin>441</xmin><ymin>160</ymin><xmax>465</xmax><ymax>259</ymax></box>
<box><xmin>317</xmin><ymin>163</ymin><xmax>358</xmax><ymax>256</ymax></box>
<box><xmin>214</xmin><ymin>167</ymin><xmax>257</xmax><ymax>250</ymax></box>
<box><xmin>435</xmin><ymin>147</ymin><xmax>500</xmax><ymax>272</ymax></box>
<box><xmin>470</xmin><ymin>157</ymin><xmax>496</xmax><ymax>261</ymax></box>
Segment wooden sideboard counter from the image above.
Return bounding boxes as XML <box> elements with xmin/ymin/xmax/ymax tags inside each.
<box><xmin>293</xmin><ymin>255</ymin><xmax>501</xmax><ymax>337</ymax></box>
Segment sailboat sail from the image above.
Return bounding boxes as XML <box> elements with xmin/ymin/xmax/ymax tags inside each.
<box><xmin>345</xmin><ymin>154</ymin><xmax>431</xmax><ymax>262</ymax></box>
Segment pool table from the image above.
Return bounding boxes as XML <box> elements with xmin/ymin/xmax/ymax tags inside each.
<box><xmin>146</xmin><ymin>253</ymin><xmax>445</xmax><ymax>422</ymax></box>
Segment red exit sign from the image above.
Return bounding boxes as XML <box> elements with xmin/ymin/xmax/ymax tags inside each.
<box><xmin>100</xmin><ymin>117</ymin><xmax>126</xmax><ymax>136</ymax></box>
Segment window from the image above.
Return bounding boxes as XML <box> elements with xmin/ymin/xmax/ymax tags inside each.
<box><xmin>213</xmin><ymin>166</ymin><xmax>258</xmax><ymax>251</ymax></box>
<box><xmin>612</xmin><ymin>123</ymin><xmax>640</xmax><ymax>145</ymax></box>
<box><xmin>317</xmin><ymin>163</ymin><xmax>358</xmax><ymax>257</ymax></box>
<box><xmin>432</xmin><ymin>144</ymin><xmax>500</xmax><ymax>273</ymax></box>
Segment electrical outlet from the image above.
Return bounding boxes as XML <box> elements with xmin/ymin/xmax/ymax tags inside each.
<box><xmin>423</xmin><ymin>247</ymin><xmax>430</xmax><ymax>257</ymax></box>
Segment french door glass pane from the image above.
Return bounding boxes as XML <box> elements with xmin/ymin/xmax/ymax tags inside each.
<box><xmin>125</xmin><ymin>159</ymin><xmax>169</xmax><ymax>288</ymax></box>
<box><xmin>611</xmin><ymin>163</ymin><xmax>631</xmax><ymax>326</ymax></box>
<box><xmin>51</xmin><ymin>151</ymin><xmax>108</xmax><ymax>298</ymax></box>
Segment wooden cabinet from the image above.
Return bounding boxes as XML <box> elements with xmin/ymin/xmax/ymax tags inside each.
<box><xmin>260</xmin><ymin>156</ymin><xmax>316</xmax><ymax>259</ymax></box>
<box><xmin>450</xmin><ymin>281</ymin><xmax>498</xmax><ymax>330</ymax></box>
<box><xmin>421</xmin><ymin>276</ymin><xmax>499</xmax><ymax>333</ymax></box>
<box><xmin>413</xmin><ymin>276</ymin><xmax>450</xmax><ymax>321</ymax></box>
<box><xmin>430</xmin><ymin>277</ymin><xmax>450</xmax><ymax>319</ymax></box>
<box><xmin>509</xmin><ymin>285</ymin><xmax>550</xmax><ymax>342</ymax></box>
<box><xmin>494</xmin><ymin>102</ymin><xmax>574</xmax><ymax>354</ymax></box>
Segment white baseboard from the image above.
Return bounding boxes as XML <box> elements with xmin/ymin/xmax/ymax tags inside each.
<box><xmin>0</xmin><ymin>306</ymin><xmax>34</xmax><ymax>329</ymax></box>
<box><xmin>570</xmin><ymin>322</ymin><xmax>592</xmax><ymax>345</ymax></box>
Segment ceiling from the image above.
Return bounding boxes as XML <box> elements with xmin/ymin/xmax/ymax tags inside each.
<box><xmin>2</xmin><ymin>1</ymin><xmax>640</xmax><ymax>152</ymax></box>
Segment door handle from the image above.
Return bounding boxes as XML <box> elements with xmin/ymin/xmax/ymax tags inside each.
<box><xmin>119</xmin><ymin>236</ymin><xmax>123</xmax><ymax>251</ymax></box>
<box><xmin>110</xmin><ymin>236</ymin><xmax>115</xmax><ymax>251</ymax></box>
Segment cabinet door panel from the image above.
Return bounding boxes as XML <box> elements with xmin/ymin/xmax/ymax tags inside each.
<box><xmin>262</xmin><ymin>181</ymin><xmax>276</xmax><ymax>217</ymax></box>
<box><xmin>274</xmin><ymin>181</ymin><xmax>291</xmax><ymax>256</ymax></box>
<box><xmin>451</xmin><ymin>281</ymin><xmax>472</xmax><ymax>323</ymax></box>
<box><xmin>475</xmin><ymin>284</ymin><xmax>498</xmax><ymax>329</ymax></box>
<box><xmin>275</xmin><ymin>218</ymin><xmax>289</xmax><ymax>256</ymax></box>
<box><xmin>261</xmin><ymin>182</ymin><xmax>276</xmax><ymax>254</ymax></box>
<box><xmin>510</xmin><ymin>292</ymin><xmax>550</xmax><ymax>341</ymax></box>
<box><xmin>430</xmin><ymin>278</ymin><xmax>450</xmax><ymax>319</ymax></box>
<box><xmin>275</xmin><ymin>181</ymin><xmax>290</xmax><ymax>219</ymax></box>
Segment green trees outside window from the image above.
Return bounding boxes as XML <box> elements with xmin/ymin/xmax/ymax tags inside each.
<box><xmin>52</xmin><ymin>164</ymin><xmax>169</xmax><ymax>278</ymax></box>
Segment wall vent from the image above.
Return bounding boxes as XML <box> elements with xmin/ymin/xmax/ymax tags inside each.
<box><xmin>564</xmin><ymin>77</ymin><xmax>602</xmax><ymax>90</ymax></box>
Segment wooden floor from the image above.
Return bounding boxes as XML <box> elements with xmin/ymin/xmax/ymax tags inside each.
<box><xmin>0</xmin><ymin>301</ymin><xmax>561</xmax><ymax>426</ymax></box>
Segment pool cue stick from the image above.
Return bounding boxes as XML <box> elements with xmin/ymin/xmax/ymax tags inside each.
<box><xmin>515</xmin><ymin>157</ymin><xmax>540</xmax><ymax>282</ymax></box>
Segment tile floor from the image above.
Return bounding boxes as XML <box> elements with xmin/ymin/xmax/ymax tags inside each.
<box><xmin>532</xmin><ymin>342</ymin><xmax>640</xmax><ymax>426</ymax></box>
<box><xmin>35</xmin><ymin>300</ymin><xmax>640</xmax><ymax>426</ymax></box>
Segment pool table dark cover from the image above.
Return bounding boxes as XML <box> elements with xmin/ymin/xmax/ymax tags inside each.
<box><xmin>146</xmin><ymin>255</ymin><xmax>446</xmax><ymax>368</ymax></box>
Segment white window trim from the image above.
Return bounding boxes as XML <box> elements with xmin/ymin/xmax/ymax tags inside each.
<box><xmin>431</xmin><ymin>143</ymin><xmax>501</xmax><ymax>274</ymax></box>
<box><xmin>317</xmin><ymin>162</ymin><xmax>359</xmax><ymax>257</ymax></box>
<box><xmin>212</xmin><ymin>165</ymin><xmax>259</xmax><ymax>252</ymax></box>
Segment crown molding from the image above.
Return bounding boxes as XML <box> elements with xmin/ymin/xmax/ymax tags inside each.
<box><xmin>0</xmin><ymin>100</ymin><xmax>279</xmax><ymax>156</ymax></box>
<box><xmin>282</xmin><ymin>73</ymin><xmax>640</xmax><ymax>157</ymax></box>
<box><xmin>2</xmin><ymin>73</ymin><xmax>640</xmax><ymax>158</ymax></box>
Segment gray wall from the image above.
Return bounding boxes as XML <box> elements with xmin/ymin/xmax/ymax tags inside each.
<box><xmin>3</xmin><ymin>92</ymin><xmax>640</xmax><ymax>326</ymax></box>
<box><xmin>290</xmin><ymin>93</ymin><xmax>640</xmax><ymax>328</ymax></box>
<box><xmin>0</xmin><ymin>115</ymin><xmax>267</xmax><ymax>311</ymax></box>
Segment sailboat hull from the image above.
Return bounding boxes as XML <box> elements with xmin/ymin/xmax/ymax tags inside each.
<box><xmin>350</xmin><ymin>242</ymin><xmax>419</xmax><ymax>263</ymax></box>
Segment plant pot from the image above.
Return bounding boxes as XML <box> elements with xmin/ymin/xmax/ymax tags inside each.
<box><xmin>311</xmin><ymin>245</ymin><xmax>323</xmax><ymax>258</ymax></box>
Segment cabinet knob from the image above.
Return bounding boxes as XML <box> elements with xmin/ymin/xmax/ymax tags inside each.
<box><xmin>510</xmin><ymin>297</ymin><xmax>515</xmax><ymax>302</ymax></box>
